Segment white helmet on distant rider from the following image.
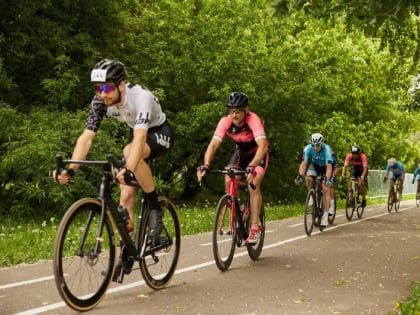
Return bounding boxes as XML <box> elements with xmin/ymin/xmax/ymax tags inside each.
<box><xmin>310</xmin><ymin>133</ymin><xmax>324</xmax><ymax>144</ymax></box>
<box><xmin>387</xmin><ymin>157</ymin><xmax>396</xmax><ymax>167</ymax></box>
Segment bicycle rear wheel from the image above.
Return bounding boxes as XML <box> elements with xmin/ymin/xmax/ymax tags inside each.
<box><xmin>247</xmin><ymin>202</ymin><xmax>265</xmax><ymax>260</ymax></box>
<box><xmin>304</xmin><ymin>190</ymin><xmax>315</xmax><ymax>236</ymax></box>
<box><xmin>53</xmin><ymin>198</ymin><xmax>116</xmax><ymax>312</ymax></box>
<box><xmin>212</xmin><ymin>194</ymin><xmax>236</xmax><ymax>271</ymax></box>
<box><xmin>345</xmin><ymin>189</ymin><xmax>355</xmax><ymax>221</ymax></box>
<box><xmin>139</xmin><ymin>197</ymin><xmax>181</xmax><ymax>290</ymax></box>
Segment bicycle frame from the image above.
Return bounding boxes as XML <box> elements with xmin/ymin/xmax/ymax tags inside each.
<box><xmin>57</xmin><ymin>155</ymin><xmax>137</xmax><ymax>257</ymax></box>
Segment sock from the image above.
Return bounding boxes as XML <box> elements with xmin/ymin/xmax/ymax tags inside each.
<box><xmin>329</xmin><ymin>199</ymin><xmax>335</xmax><ymax>210</ymax></box>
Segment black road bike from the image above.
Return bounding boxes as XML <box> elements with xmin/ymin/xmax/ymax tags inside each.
<box><xmin>345</xmin><ymin>177</ymin><xmax>365</xmax><ymax>221</ymax></box>
<box><xmin>53</xmin><ymin>154</ymin><xmax>181</xmax><ymax>312</ymax></box>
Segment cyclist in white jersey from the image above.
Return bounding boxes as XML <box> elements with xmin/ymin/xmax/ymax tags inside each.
<box><xmin>53</xmin><ymin>59</ymin><xmax>174</xmax><ymax>239</ymax></box>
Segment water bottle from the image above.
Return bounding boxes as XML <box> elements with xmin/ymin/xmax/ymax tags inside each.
<box><xmin>117</xmin><ymin>205</ymin><xmax>130</xmax><ymax>226</ymax></box>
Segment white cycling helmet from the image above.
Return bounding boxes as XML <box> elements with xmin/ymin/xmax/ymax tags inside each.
<box><xmin>310</xmin><ymin>133</ymin><xmax>324</xmax><ymax>144</ymax></box>
<box><xmin>387</xmin><ymin>157</ymin><xmax>396</xmax><ymax>167</ymax></box>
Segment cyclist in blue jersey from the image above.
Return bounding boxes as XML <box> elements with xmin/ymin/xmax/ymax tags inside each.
<box><xmin>383</xmin><ymin>157</ymin><xmax>405</xmax><ymax>199</ymax></box>
<box><xmin>295</xmin><ymin>133</ymin><xmax>334</xmax><ymax>228</ymax></box>
<box><xmin>412</xmin><ymin>164</ymin><xmax>420</xmax><ymax>193</ymax></box>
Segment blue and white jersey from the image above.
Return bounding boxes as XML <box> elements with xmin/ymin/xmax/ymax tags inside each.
<box><xmin>386</xmin><ymin>161</ymin><xmax>405</xmax><ymax>175</ymax></box>
<box><xmin>302</xmin><ymin>143</ymin><xmax>333</xmax><ymax>167</ymax></box>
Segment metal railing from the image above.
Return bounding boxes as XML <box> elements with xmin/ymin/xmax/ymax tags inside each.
<box><xmin>367</xmin><ymin>170</ymin><xmax>416</xmax><ymax>199</ymax></box>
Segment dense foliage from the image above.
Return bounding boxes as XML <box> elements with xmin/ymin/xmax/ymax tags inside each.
<box><xmin>0</xmin><ymin>0</ymin><xmax>419</xmax><ymax>216</ymax></box>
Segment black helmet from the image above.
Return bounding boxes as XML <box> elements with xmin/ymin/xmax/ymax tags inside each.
<box><xmin>91</xmin><ymin>59</ymin><xmax>126</xmax><ymax>84</ymax></box>
<box><xmin>351</xmin><ymin>145</ymin><xmax>361</xmax><ymax>153</ymax></box>
<box><xmin>226</xmin><ymin>92</ymin><xmax>248</xmax><ymax>108</ymax></box>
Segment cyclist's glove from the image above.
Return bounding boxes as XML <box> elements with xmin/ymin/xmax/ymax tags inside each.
<box><xmin>295</xmin><ymin>174</ymin><xmax>303</xmax><ymax>184</ymax></box>
<box><xmin>55</xmin><ymin>168</ymin><xmax>75</xmax><ymax>184</ymax></box>
<box><xmin>245</xmin><ymin>166</ymin><xmax>256</xmax><ymax>176</ymax></box>
<box><xmin>197</xmin><ymin>164</ymin><xmax>210</xmax><ymax>174</ymax></box>
<box><xmin>326</xmin><ymin>179</ymin><xmax>333</xmax><ymax>187</ymax></box>
<box><xmin>412</xmin><ymin>179</ymin><xmax>415</xmax><ymax>184</ymax></box>
<box><xmin>120</xmin><ymin>168</ymin><xmax>138</xmax><ymax>186</ymax></box>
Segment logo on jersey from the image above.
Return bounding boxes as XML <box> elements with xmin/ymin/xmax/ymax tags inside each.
<box><xmin>135</xmin><ymin>113</ymin><xmax>151</xmax><ymax>126</ymax></box>
<box><xmin>155</xmin><ymin>134</ymin><xmax>171</xmax><ymax>149</ymax></box>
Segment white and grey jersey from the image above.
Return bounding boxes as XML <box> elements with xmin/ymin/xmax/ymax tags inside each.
<box><xmin>86</xmin><ymin>83</ymin><xmax>166</xmax><ymax>132</ymax></box>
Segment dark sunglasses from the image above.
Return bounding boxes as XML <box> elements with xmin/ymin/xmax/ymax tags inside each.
<box><xmin>229</xmin><ymin>108</ymin><xmax>245</xmax><ymax>115</ymax></box>
<box><xmin>311</xmin><ymin>143</ymin><xmax>322</xmax><ymax>148</ymax></box>
<box><xmin>95</xmin><ymin>84</ymin><xmax>116</xmax><ymax>94</ymax></box>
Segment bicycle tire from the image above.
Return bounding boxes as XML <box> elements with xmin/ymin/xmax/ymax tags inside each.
<box><xmin>304</xmin><ymin>190</ymin><xmax>315</xmax><ymax>236</ymax></box>
<box><xmin>212</xmin><ymin>194</ymin><xmax>236</xmax><ymax>271</ymax></box>
<box><xmin>247</xmin><ymin>202</ymin><xmax>265</xmax><ymax>260</ymax></box>
<box><xmin>53</xmin><ymin>198</ymin><xmax>116</xmax><ymax>312</ymax></box>
<box><xmin>139</xmin><ymin>197</ymin><xmax>181</xmax><ymax>290</ymax></box>
<box><xmin>345</xmin><ymin>189</ymin><xmax>354</xmax><ymax>221</ymax></box>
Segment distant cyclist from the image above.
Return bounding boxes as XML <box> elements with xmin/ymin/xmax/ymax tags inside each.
<box><xmin>340</xmin><ymin>145</ymin><xmax>368</xmax><ymax>207</ymax></box>
<box><xmin>411</xmin><ymin>164</ymin><xmax>420</xmax><ymax>193</ymax></box>
<box><xmin>295</xmin><ymin>133</ymin><xmax>334</xmax><ymax>228</ymax></box>
<box><xmin>197</xmin><ymin>91</ymin><xmax>269</xmax><ymax>245</ymax></box>
<box><xmin>383</xmin><ymin>158</ymin><xmax>405</xmax><ymax>199</ymax></box>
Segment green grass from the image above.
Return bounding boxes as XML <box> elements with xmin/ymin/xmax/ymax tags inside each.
<box><xmin>0</xmin><ymin>197</ymin><xmax>418</xmax><ymax>313</ymax></box>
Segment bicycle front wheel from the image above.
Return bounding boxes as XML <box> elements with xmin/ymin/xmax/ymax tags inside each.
<box><xmin>387</xmin><ymin>193</ymin><xmax>393</xmax><ymax>213</ymax></box>
<box><xmin>247</xmin><ymin>203</ymin><xmax>265</xmax><ymax>260</ymax></box>
<box><xmin>53</xmin><ymin>198</ymin><xmax>116</xmax><ymax>312</ymax></box>
<box><xmin>356</xmin><ymin>192</ymin><xmax>364</xmax><ymax>219</ymax></box>
<box><xmin>345</xmin><ymin>189</ymin><xmax>354</xmax><ymax>221</ymax></box>
<box><xmin>139</xmin><ymin>197</ymin><xmax>181</xmax><ymax>290</ymax></box>
<box><xmin>213</xmin><ymin>194</ymin><xmax>236</xmax><ymax>271</ymax></box>
<box><xmin>304</xmin><ymin>190</ymin><xmax>315</xmax><ymax>236</ymax></box>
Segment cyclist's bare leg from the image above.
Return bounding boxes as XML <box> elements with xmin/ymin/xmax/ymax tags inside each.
<box><xmin>389</xmin><ymin>179</ymin><xmax>395</xmax><ymax>195</ymax></box>
<box><xmin>359</xmin><ymin>177</ymin><xmax>367</xmax><ymax>200</ymax></box>
<box><xmin>417</xmin><ymin>181</ymin><xmax>420</xmax><ymax>194</ymax></box>
<box><xmin>249</xmin><ymin>173</ymin><xmax>263</xmax><ymax>225</ymax></box>
<box><xmin>305</xmin><ymin>175</ymin><xmax>314</xmax><ymax>191</ymax></box>
<box><xmin>322</xmin><ymin>183</ymin><xmax>331</xmax><ymax>215</ymax></box>
<box><xmin>122</xmin><ymin>142</ymin><xmax>156</xmax><ymax>229</ymax></box>
<box><xmin>398</xmin><ymin>178</ymin><xmax>404</xmax><ymax>196</ymax></box>
<box><xmin>119</xmin><ymin>185</ymin><xmax>137</xmax><ymax>231</ymax></box>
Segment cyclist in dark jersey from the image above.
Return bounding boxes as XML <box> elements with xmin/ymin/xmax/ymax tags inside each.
<box><xmin>340</xmin><ymin>145</ymin><xmax>368</xmax><ymax>207</ymax></box>
<box><xmin>53</xmin><ymin>59</ymin><xmax>174</xmax><ymax>238</ymax></box>
<box><xmin>197</xmin><ymin>92</ymin><xmax>269</xmax><ymax>245</ymax></box>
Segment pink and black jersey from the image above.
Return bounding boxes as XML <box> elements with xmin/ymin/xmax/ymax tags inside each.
<box><xmin>343</xmin><ymin>153</ymin><xmax>368</xmax><ymax>171</ymax></box>
<box><xmin>213</xmin><ymin>111</ymin><xmax>266</xmax><ymax>153</ymax></box>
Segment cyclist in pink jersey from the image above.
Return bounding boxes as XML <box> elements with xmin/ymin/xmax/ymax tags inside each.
<box><xmin>197</xmin><ymin>92</ymin><xmax>269</xmax><ymax>245</ymax></box>
<box><xmin>340</xmin><ymin>145</ymin><xmax>368</xmax><ymax>207</ymax></box>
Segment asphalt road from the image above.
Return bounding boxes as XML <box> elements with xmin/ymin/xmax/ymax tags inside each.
<box><xmin>1</xmin><ymin>200</ymin><xmax>420</xmax><ymax>315</ymax></box>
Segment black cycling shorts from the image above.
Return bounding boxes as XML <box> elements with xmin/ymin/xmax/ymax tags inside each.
<box><xmin>128</xmin><ymin>120</ymin><xmax>175</xmax><ymax>159</ymax></box>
